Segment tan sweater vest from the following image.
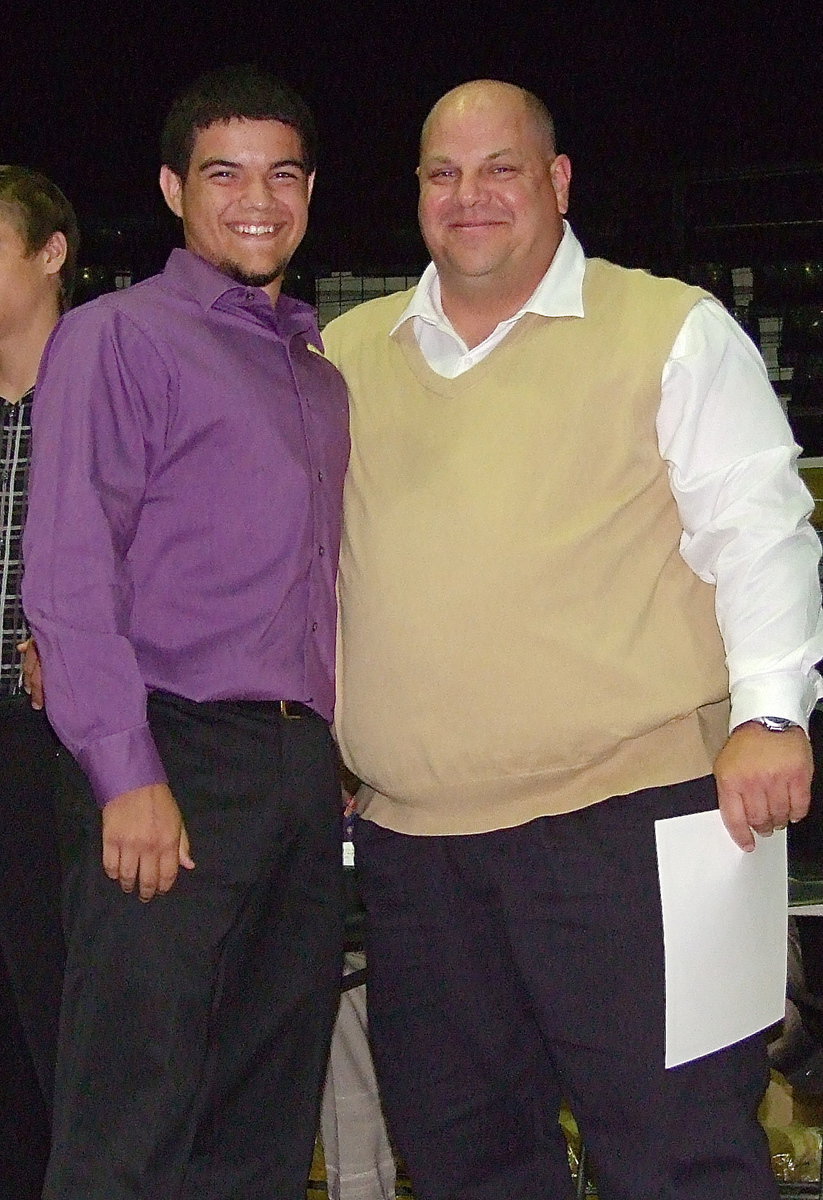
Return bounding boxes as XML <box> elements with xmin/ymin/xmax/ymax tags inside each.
<box><xmin>324</xmin><ymin>259</ymin><xmax>730</xmax><ymax>835</ymax></box>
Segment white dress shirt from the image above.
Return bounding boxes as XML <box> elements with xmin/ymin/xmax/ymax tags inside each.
<box><xmin>391</xmin><ymin>224</ymin><xmax>823</xmax><ymax>731</ymax></box>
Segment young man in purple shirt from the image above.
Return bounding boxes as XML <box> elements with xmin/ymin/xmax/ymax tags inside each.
<box><xmin>23</xmin><ymin>66</ymin><xmax>350</xmax><ymax>1200</ymax></box>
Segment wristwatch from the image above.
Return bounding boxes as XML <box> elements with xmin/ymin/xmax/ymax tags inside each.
<box><xmin>751</xmin><ymin>716</ymin><xmax>800</xmax><ymax>732</ymax></box>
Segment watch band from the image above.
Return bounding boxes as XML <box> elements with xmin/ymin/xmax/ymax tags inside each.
<box><xmin>751</xmin><ymin>715</ymin><xmax>800</xmax><ymax>732</ymax></box>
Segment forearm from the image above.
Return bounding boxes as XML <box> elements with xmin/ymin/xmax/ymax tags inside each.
<box><xmin>20</xmin><ymin>610</ymin><xmax>168</xmax><ymax>803</ymax></box>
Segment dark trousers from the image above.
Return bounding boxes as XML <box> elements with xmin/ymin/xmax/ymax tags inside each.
<box><xmin>355</xmin><ymin>776</ymin><xmax>779</xmax><ymax>1200</ymax></box>
<box><xmin>45</xmin><ymin>692</ymin><xmax>344</xmax><ymax>1200</ymax></box>
<box><xmin>790</xmin><ymin>708</ymin><xmax>823</xmax><ymax>1018</ymax></box>
<box><xmin>0</xmin><ymin>697</ymin><xmax>65</xmax><ymax>1199</ymax></box>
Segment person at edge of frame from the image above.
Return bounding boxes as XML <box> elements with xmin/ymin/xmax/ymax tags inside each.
<box><xmin>0</xmin><ymin>165</ymin><xmax>78</xmax><ymax>1200</ymax></box>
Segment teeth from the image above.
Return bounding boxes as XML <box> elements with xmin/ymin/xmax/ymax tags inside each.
<box><xmin>233</xmin><ymin>225</ymin><xmax>277</xmax><ymax>235</ymax></box>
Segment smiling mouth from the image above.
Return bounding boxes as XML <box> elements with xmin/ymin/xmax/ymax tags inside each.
<box><xmin>229</xmin><ymin>224</ymin><xmax>282</xmax><ymax>236</ymax></box>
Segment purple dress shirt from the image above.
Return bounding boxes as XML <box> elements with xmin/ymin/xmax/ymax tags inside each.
<box><xmin>23</xmin><ymin>249</ymin><xmax>349</xmax><ymax>805</ymax></box>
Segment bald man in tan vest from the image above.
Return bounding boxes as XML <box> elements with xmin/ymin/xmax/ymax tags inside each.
<box><xmin>324</xmin><ymin>81</ymin><xmax>823</xmax><ymax>1200</ymax></box>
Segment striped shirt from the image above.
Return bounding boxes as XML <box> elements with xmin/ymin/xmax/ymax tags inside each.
<box><xmin>1</xmin><ymin>388</ymin><xmax>32</xmax><ymax>697</ymax></box>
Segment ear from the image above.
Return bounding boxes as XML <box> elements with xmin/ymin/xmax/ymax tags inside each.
<box><xmin>159</xmin><ymin>165</ymin><xmax>184</xmax><ymax>218</ymax></box>
<box><xmin>41</xmin><ymin>231</ymin><xmax>67</xmax><ymax>278</ymax></box>
<box><xmin>306</xmin><ymin>170</ymin><xmax>316</xmax><ymax>203</ymax></box>
<box><xmin>549</xmin><ymin>154</ymin><xmax>572</xmax><ymax>216</ymax></box>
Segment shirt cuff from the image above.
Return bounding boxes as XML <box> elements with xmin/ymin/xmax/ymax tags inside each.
<box><xmin>729</xmin><ymin>669</ymin><xmax>823</xmax><ymax>735</ymax></box>
<box><xmin>76</xmin><ymin>723</ymin><xmax>169</xmax><ymax>807</ymax></box>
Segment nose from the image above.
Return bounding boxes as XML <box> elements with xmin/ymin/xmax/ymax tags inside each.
<box><xmin>454</xmin><ymin>170</ymin><xmax>486</xmax><ymax>207</ymax></box>
<box><xmin>242</xmin><ymin>173</ymin><xmax>275</xmax><ymax>209</ymax></box>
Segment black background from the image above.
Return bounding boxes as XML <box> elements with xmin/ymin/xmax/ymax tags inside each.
<box><xmin>2</xmin><ymin>0</ymin><xmax>821</xmax><ymax>271</ymax></box>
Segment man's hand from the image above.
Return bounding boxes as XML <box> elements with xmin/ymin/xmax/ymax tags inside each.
<box><xmin>17</xmin><ymin>638</ymin><xmax>44</xmax><ymax>710</ymax></box>
<box><xmin>714</xmin><ymin>721</ymin><xmax>813</xmax><ymax>852</ymax></box>
<box><xmin>101</xmin><ymin>783</ymin><xmax>195</xmax><ymax>901</ymax></box>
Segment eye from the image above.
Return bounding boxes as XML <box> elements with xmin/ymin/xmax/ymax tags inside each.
<box><xmin>428</xmin><ymin>168</ymin><xmax>457</xmax><ymax>181</ymax></box>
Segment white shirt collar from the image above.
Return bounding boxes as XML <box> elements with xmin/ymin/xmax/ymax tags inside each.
<box><xmin>390</xmin><ymin>220</ymin><xmax>586</xmax><ymax>341</ymax></box>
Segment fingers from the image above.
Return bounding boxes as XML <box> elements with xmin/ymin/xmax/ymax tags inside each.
<box><xmin>119</xmin><ymin>849</ymin><xmax>139</xmax><ymax>895</ymax></box>
<box><xmin>718</xmin><ymin>779</ymin><xmax>792</xmax><ymax>850</ymax></box>
<box><xmin>152</xmin><ymin>840</ymin><xmax>183</xmax><ymax>897</ymax></box>
<box><xmin>140</xmin><ymin>825</ymin><xmax>195</xmax><ymax>900</ymax></box>
<box><xmin>741</xmin><ymin>757</ymin><xmax>810</xmax><ymax>836</ymax></box>
<box><xmin>102</xmin><ymin>838</ymin><xmax>121</xmax><ymax>881</ymax></box>
<box><xmin>788</xmin><ymin>772</ymin><xmax>812</xmax><ymax>826</ymax></box>
<box><xmin>28</xmin><ymin>660</ymin><xmax>44</xmax><ymax>710</ymax></box>
<box><xmin>746</xmin><ymin>781</ymin><xmax>791</xmax><ymax>838</ymax></box>
<box><xmin>718</xmin><ymin>789</ymin><xmax>756</xmax><ymax>853</ymax></box>
<box><xmin>714</xmin><ymin>724</ymin><xmax>813</xmax><ymax>850</ymax></box>
<box><xmin>17</xmin><ymin>639</ymin><xmax>44</xmax><ymax>709</ymax></box>
<box><xmin>100</xmin><ymin>784</ymin><xmax>194</xmax><ymax>902</ymax></box>
<box><xmin>178</xmin><ymin>826</ymin><xmax>195</xmax><ymax>872</ymax></box>
<box><xmin>138</xmin><ymin>853</ymin><xmax>161</xmax><ymax>903</ymax></box>
<box><xmin>102</xmin><ymin>843</ymin><xmax>176</xmax><ymax>902</ymax></box>
<box><xmin>101</xmin><ymin>844</ymin><xmax>179</xmax><ymax>902</ymax></box>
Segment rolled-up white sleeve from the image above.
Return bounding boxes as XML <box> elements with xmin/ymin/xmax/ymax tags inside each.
<box><xmin>657</xmin><ymin>297</ymin><xmax>823</xmax><ymax>732</ymax></box>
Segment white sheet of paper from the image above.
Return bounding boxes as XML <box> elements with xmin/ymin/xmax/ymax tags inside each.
<box><xmin>654</xmin><ymin>809</ymin><xmax>787</xmax><ymax>1069</ymax></box>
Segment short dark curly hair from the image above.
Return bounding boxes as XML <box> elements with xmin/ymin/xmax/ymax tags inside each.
<box><xmin>161</xmin><ymin>64</ymin><xmax>317</xmax><ymax>179</ymax></box>
<box><xmin>0</xmin><ymin>165</ymin><xmax>79</xmax><ymax>314</ymax></box>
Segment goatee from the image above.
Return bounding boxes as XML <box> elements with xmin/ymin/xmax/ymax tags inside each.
<box><xmin>218</xmin><ymin>257</ymin><xmax>289</xmax><ymax>289</ymax></box>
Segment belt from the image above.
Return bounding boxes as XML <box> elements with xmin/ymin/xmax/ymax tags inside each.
<box><xmin>278</xmin><ymin>700</ymin><xmax>317</xmax><ymax>720</ymax></box>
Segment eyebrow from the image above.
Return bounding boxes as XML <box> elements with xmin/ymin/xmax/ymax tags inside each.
<box><xmin>197</xmin><ymin>157</ymin><xmax>308</xmax><ymax>173</ymax></box>
<box><xmin>423</xmin><ymin>148</ymin><xmax>516</xmax><ymax>165</ymax></box>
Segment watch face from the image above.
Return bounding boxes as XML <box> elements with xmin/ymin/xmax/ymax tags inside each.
<box><xmin>758</xmin><ymin>716</ymin><xmax>797</xmax><ymax>732</ymax></box>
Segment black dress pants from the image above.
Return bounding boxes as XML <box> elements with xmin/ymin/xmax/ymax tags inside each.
<box><xmin>45</xmin><ymin>692</ymin><xmax>344</xmax><ymax>1200</ymax></box>
<box><xmin>356</xmin><ymin>776</ymin><xmax>779</xmax><ymax>1200</ymax></box>
<box><xmin>0</xmin><ymin>697</ymin><xmax>65</xmax><ymax>1200</ymax></box>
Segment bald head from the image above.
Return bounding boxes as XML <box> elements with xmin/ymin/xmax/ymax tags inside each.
<box><xmin>415</xmin><ymin>78</ymin><xmax>571</xmax><ymax>333</ymax></box>
<box><xmin>420</xmin><ymin>80</ymin><xmax>557</xmax><ymax>163</ymax></box>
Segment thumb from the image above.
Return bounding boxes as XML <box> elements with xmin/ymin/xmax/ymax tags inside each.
<box><xmin>178</xmin><ymin>824</ymin><xmax>196</xmax><ymax>870</ymax></box>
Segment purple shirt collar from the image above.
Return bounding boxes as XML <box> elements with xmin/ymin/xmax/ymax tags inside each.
<box><xmin>163</xmin><ymin>247</ymin><xmax>321</xmax><ymax>342</ymax></box>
